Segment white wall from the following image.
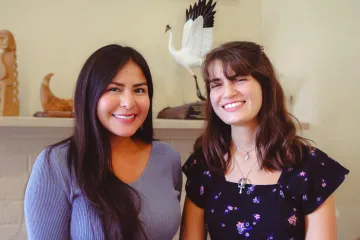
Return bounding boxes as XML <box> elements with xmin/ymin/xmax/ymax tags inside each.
<box><xmin>261</xmin><ymin>0</ymin><xmax>360</xmax><ymax>239</ymax></box>
<box><xmin>0</xmin><ymin>0</ymin><xmax>262</xmax><ymax>116</ymax></box>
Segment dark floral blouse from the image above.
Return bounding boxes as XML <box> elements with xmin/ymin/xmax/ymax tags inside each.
<box><xmin>182</xmin><ymin>148</ymin><xmax>349</xmax><ymax>239</ymax></box>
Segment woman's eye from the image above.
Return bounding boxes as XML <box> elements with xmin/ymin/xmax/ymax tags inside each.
<box><xmin>235</xmin><ymin>78</ymin><xmax>246</xmax><ymax>83</ymax></box>
<box><xmin>210</xmin><ymin>84</ymin><xmax>220</xmax><ymax>89</ymax></box>
<box><xmin>108</xmin><ymin>87</ymin><xmax>120</xmax><ymax>92</ymax></box>
<box><xmin>135</xmin><ymin>88</ymin><xmax>146</xmax><ymax>93</ymax></box>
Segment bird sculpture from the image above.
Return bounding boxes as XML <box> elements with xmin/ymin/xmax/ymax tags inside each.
<box><xmin>165</xmin><ymin>0</ymin><xmax>217</xmax><ymax>101</ymax></box>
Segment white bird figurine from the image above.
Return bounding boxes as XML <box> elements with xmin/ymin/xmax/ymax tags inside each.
<box><xmin>165</xmin><ymin>0</ymin><xmax>217</xmax><ymax>101</ymax></box>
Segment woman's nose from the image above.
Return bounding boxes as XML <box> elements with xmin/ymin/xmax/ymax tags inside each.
<box><xmin>223</xmin><ymin>82</ymin><xmax>237</xmax><ymax>98</ymax></box>
<box><xmin>120</xmin><ymin>92</ymin><xmax>135</xmax><ymax>109</ymax></box>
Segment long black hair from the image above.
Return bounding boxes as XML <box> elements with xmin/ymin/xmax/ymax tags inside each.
<box><xmin>47</xmin><ymin>44</ymin><xmax>154</xmax><ymax>239</ymax></box>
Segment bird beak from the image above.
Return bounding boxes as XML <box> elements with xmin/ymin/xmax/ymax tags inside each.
<box><xmin>165</xmin><ymin>25</ymin><xmax>171</xmax><ymax>33</ymax></box>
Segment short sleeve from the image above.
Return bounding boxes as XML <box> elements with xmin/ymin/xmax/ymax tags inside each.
<box><xmin>182</xmin><ymin>154</ymin><xmax>213</xmax><ymax>209</ymax></box>
<box><xmin>283</xmin><ymin>148</ymin><xmax>350</xmax><ymax>215</ymax></box>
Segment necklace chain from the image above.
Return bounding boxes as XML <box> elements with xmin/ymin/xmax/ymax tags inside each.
<box><xmin>234</xmin><ymin>155</ymin><xmax>257</xmax><ymax>180</ymax></box>
<box><xmin>238</xmin><ymin>146</ymin><xmax>255</xmax><ymax>161</ymax></box>
<box><xmin>233</xmin><ymin>149</ymin><xmax>257</xmax><ymax>194</ymax></box>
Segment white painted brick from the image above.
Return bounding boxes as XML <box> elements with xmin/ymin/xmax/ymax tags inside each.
<box><xmin>0</xmin><ymin>174</ymin><xmax>29</xmax><ymax>200</ymax></box>
<box><xmin>0</xmin><ymin>200</ymin><xmax>24</xmax><ymax>224</ymax></box>
<box><xmin>0</xmin><ymin>224</ymin><xmax>27</xmax><ymax>240</ymax></box>
<box><xmin>0</xmin><ymin>139</ymin><xmax>47</xmax><ymax>157</ymax></box>
<box><xmin>172</xmin><ymin>139</ymin><xmax>194</xmax><ymax>164</ymax></box>
<box><xmin>0</xmin><ymin>154</ymin><xmax>28</xmax><ymax>177</ymax></box>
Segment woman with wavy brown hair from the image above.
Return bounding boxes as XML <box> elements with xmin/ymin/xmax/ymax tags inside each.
<box><xmin>180</xmin><ymin>41</ymin><xmax>349</xmax><ymax>239</ymax></box>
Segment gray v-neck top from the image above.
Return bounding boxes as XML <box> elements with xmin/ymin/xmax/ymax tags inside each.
<box><xmin>24</xmin><ymin>141</ymin><xmax>182</xmax><ymax>240</ymax></box>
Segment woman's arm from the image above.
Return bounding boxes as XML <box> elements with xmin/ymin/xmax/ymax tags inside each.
<box><xmin>180</xmin><ymin>197</ymin><xmax>207</xmax><ymax>240</ymax></box>
<box><xmin>24</xmin><ymin>150</ymin><xmax>71</xmax><ymax>240</ymax></box>
<box><xmin>305</xmin><ymin>194</ymin><xmax>337</xmax><ymax>240</ymax></box>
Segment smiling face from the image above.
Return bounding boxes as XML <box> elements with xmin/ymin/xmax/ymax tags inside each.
<box><xmin>208</xmin><ymin>61</ymin><xmax>263</xmax><ymax>127</ymax></box>
<box><xmin>97</xmin><ymin>60</ymin><xmax>150</xmax><ymax>138</ymax></box>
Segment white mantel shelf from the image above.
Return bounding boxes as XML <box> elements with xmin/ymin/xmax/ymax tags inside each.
<box><xmin>0</xmin><ymin>116</ymin><xmax>310</xmax><ymax>130</ymax></box>
<box><xmin>0</xmin><ymin>116</ymin><xmax>206</xmax><ymax>129</ymax></box>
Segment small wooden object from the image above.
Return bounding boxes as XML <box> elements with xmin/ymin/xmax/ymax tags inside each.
<box><xmin>36</xmin><ymin>73</ymin><xmax>73</xmax><ymax>118</ymax></box>
<box><xmin>0</xmin><ymin>30</ymin><xmax>19</xmax><ymax>116</ymax></box>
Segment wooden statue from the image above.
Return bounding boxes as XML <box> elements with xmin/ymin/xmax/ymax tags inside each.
<box><xmin>39</xmin><ymin>73</ymin><xmax>73</xmax><ymax>116</ymax></box>
<box><xmin>0</xmin><ymin>30</ymin><xmax>19</xmax><ymax>116</ymax></box>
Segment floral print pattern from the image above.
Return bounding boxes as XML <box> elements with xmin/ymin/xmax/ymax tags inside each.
<box><xmin>182</xmin><ymin>148</ymin><xmax>349</xmax><ymax>239</ymax></box>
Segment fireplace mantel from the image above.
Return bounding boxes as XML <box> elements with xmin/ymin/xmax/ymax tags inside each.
<box><xmin>0</xmin><ymin>116</ymin><xmax>206</xmax><ymax>129</ymax></box>
<box><xmin>0</xmin><ymin>116</ymin><xmax>309</xmax><ymax>130</ymax></box>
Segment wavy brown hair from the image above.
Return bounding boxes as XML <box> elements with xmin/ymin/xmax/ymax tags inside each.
<box><xmin>194</xmin><ymin>41</ymin><xmax>312</xmax><ymax>175</ymax></box>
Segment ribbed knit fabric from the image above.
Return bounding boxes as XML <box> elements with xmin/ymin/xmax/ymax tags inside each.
<box><xmin>24</xmin><ymin>141</ymin><xmax>182</xmax><ymax>240</ymax></box>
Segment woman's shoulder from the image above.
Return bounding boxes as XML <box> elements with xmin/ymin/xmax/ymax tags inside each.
<box><xmin>32</xmin><ymin>141</ymin><xmax>72</xmax><ymax>179</ymax></box>
<box><xmin>27</xmin><ymin>141</ymin><xmax>73</xmax><ymax>200</ymax></box>
<box><xmin>279</xmin><ymin>147</ymin><xmax>349</xmax><ymax>211</ymax></box>
<box><xmin>153</xmin><ymin>141</ymin><xmax>180</xmax><ymax>156</ymax></box>
<box><xmin>43</xmin><ymin>141</ymin><xmax>71</xmax><ymax>167</ymax></box>
<box><xmin>182</xmin><ymin>153</ymin><xmax>210</xmax><ymax>177</ymax></box>
<box><xmin>152</xmin><ymin>140</ymin><xmax>181</xmax><ymax>163</ymax></box>
<box><xmin>285</xmin><ymin>147</ymin><xmax>349</xmax><ymax>176</ymax></box>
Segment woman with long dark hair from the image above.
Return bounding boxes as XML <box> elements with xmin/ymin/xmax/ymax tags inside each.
<box><xmin>180</xmin><ymin>41</ymin><xmax>349</xmax><ymax>239</ymax></box>
<box><xmin>25</xmin><ymin>44</ymin><xmax>182</xmax><ymax>240</ymax></box>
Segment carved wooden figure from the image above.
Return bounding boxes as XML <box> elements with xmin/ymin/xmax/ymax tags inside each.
<box><xmin>40</xmin><ymin>73</ymin><xmax>73</xmax><ymax>112</ymax></box>
<box><xmin>0</xmin><ymin>30</ymin><xmax>19</xmax><ymax>116</ymax></box>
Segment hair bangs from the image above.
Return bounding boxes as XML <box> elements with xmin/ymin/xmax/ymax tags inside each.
<box><xmin>203</xmin><ymin>50</ymin><xmax>254</xmax><ymax>85</ymax></box>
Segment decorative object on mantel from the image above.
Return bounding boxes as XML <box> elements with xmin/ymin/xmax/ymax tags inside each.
<box><xmin>157</xmin><ymin>101</ymin><xmax>205</xmax><ymax>120</ymax></box>
<box><xmin>159</xmin><ymin>0</ymin><xmax>217</xmax><ymax>120</ymax></box>
<box><xmin>33</xmin><ymin>73</ymin><xmax>74</xmax><ymax>118</ymax></box>
<box><xmin>0</xmin><ymin>29</ymin><xmax>20</xmax><ymax>116</ymax></box>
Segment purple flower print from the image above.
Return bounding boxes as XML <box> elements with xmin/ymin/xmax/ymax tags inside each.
<box><xmin>203</xmin><ymin>170</ymin><xmax>211</xmax><ymax>177</ymax></box>
<box><xmin>236</xmin><ymin>221</ymin><xmax>253</xmax><ymax>235</ymax></box>
<box><xmin>302</xmin><ymin>194</ymin><xmax>308</xmax><ymax>200</ymax></box>
<box><xmin>224</xmin><ymin>205</ymin><xmax>239</xmax><ymax>214</ymax></box>
<box><xmin>266</xmin><ymin>233</ymin><xmax>274</xmax><ymax>240</ymax></box>
<box><xmin>288</xmin><ymin>215</ymin><xmax>297</xmax><ymax>226</ymax></box>
<box><xmin>235</xmin><ymin>214</ymin><xmax>260</xmax><ymax>236</ymax></box>
<box><xmin>200</xmin><ymin>185</ymin><xmax>204</xmax><ymax>196</ymax></box>
<box><xmin>214</xmin><ymin>192</ymin><xmax>221</xmax><ymax>200</ymax></box>
<box><xmin>321</xmin><ymin>178</ymin><xmax>327</xmax><ymax>188</ymax></box>
<box><xmin>280</xmin><ymin>190</ymin><xmax>285</xmax><ymax>198</ymax></box>
<box><xmin>310</xmin><ymin>148</ymin><xmax>316</xmax><ymax>156</ymax></box>
<box><xmin>246</xmin><ymin>185</ymin><xmax>255</xmax><ymax>195</ymax></box>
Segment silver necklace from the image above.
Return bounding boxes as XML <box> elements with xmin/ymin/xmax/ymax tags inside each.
<box><xmin>234</xmin><ymin>155</ymin><xmax>257</xmax><ymax>194</ymax></box>
<box><xmin>238</xmin><ymin>146</ymin><xmax>255</xmax><ymax>161</ymax></box>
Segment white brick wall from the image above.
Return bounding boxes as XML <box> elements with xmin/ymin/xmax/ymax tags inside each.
<box><xmin>0</xmin><ymin>127</ymin><xmax>199</xmax><ymax>240</ymax></box>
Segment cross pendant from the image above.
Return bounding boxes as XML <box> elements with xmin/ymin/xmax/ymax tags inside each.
<box><xmin>238</xmin><ymin>182</ymin><xmax>245</xmax><ymax>194</ymax></box>
<box><xmin>238</xmin><ymin>178</ymin><xmax>248</xmax><ymax>194</ymax></box>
